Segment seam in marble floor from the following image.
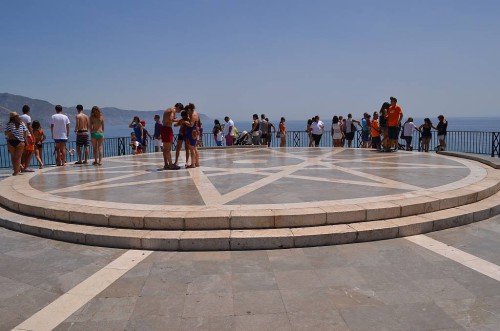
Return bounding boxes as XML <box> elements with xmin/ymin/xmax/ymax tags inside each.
<box><xmin>11</xmin><ymin>250</ymin><xmax>153</xmax><ymax>331</ymax></box>
<box><xmin>405</xmin><ymin>235</ymin><xmax>500</xmax><ymax>282</ymax></box>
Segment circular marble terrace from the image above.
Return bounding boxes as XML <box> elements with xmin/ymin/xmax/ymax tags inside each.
<box><xmin>5</xmin><ymin>147</ymin><xmax>487</xmax><ymax>211</ymax></box>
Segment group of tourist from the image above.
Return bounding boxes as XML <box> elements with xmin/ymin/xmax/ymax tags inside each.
<box><xmin>4</xmin><ymin>97</ymin><xmax>449</xmax><ymax>175</ymax></box>
<box><xmin>321</xmin><ymin>97</ymin><xmax>448</xmax><ymax>152</ymax></box>
<box><xmin>3</xmin><ymin>104</ymin><xmax>104</xmax><ymax>175</ymax></box>
<box><xmin>211</xmin><ymin>114</ymin><xmax>288</xmax><ymax>148</ymax></box>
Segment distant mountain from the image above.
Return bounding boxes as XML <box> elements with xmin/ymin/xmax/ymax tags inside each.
<box><xmin>0</xmin><ymin>93</ymin><xmax>212</xmax><ymax>130</ymax></box>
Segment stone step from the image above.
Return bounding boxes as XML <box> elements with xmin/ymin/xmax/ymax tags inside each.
<box><xmin>1</xmin><ymin>192</ymin><xmax>499</xmax><ymax>251</ymax></box>
<box><xmin>1</xmin><ymin>168</ymin><xmax>499</xmax><ymax>231</ymax></box>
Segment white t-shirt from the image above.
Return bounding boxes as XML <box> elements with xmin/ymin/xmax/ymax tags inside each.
<box><xmin>216</xmin><ymin>131</ymin><xmax>223</xmax><ymax>142</ymax></box>
<box><xmin>224</xmin><ymin>119</ymin><xmax>235</xmax><ymax>136</ymax></box>
<box><xmin>403</xmin><ymin>122</ymin><xmax>417</xmax><ymax>137</ymax></box>
<box><xmin>311</xmin><ymin>120</ymin><xmax>325</xmax><ymax>135</ymax></box>
<box><xmin>50</xmin><ymin>113</ymin><xmax>70</xmax><ymax>139</ymax></box>
<box><xmin>19</xmin><ymin>114</ymin><xmax>32</xmax><ymax>136</ymax></box>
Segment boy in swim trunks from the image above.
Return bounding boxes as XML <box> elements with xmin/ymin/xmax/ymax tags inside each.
<box><xmin>162</xmin><ymin>103</ymin><xmax>183</xmax><ymax>169</ymax></box>
<box><xmin>184</xmin><ymin>103</ymin><xmax>200</xmax><ymax>168</ymax></box>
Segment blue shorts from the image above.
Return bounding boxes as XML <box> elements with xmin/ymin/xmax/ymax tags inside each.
<box><xmin>362</xmin><ymin>130</ymin><xmax>371</xmax><ymax>142</ymax></box>
<box><xmin>54</xmin><ymin>139</ymin><xmax>68</xmax><ymax>143</ymax></box>
<box><xmin>388</xmin><ymin>126</ymin><xmax>399</xmax><ymax>140</ymax></box>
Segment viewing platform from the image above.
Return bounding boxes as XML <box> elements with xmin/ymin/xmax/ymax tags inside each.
<box><xmin>0</xmin><ymin>147</ymin><xmax>499</xmax><ymax>250</ymax></box>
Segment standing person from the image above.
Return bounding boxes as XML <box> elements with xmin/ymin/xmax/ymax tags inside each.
<box><xmin>140</xmin><ymin>120</ymin><xmax>152</xmax><ymax>153</ymax></box>
<box><xmin>419</xmin><ymin>118</ymin><xmax>435</xmax><ymax>152</ymax></box>
<box><xmin>278</xmin><ymin>117</ymin><xmax>287</xmax><ymax>147</ymax></box>
<box><xmin>387</xmin><ymin>97</ymin><xmax>403</xmax><ymax>151</ymax></box>
<box><xmin>129</xmin><ymin>116</ymin><xmax>144</xmax><ymax>147</ymax></box>
<box><xmin>153</xmin><ymin>114</ymin><xmax>163</xmax><ymax>152</ymax></box>
<box><xmin>379</xmin><ymin>103</ymin><xmax>390</xmax><ymax>150</ymax></box>
<box><xmin>5</xmin><ymin>112</ymin><xmax>28</xmax><ymax>176</ymax></box>
<box><xmin>266</xmin><ymin>117</ymin><xmax>276</xmax><ymax>147</ymax></box>
<box><xmin>215</xmin><ymin>125</ymin><xmax>223</xmax><ymax>146</ymax></box>
<box><xmin>74</xmin><ymin>104</ymin><xmax>90</xmax><ymax>164</ymax></box>
<box><xmin>19</xmin><ymin>105</ymin><xmax>35</xmax><ymax>172</ymax></box>
<box><xmin>260</xmin><ymin>114</ymin><xmax>269</xmax><ymax>146</ymax></box>
<box><xmin>213</xmin><ymin>119</ymin><xmax>222</xmax><ymax>143</ymax></box>
<box><xmin>90</xmin><ymin>106</ymin><xmax>105</xmax><ymax>166</ymax></box>
<box><xmin>174</xmin><ymin>110</ymin><xmax>190</xmax><ymax>167</ymax></box>
<box><xmin>402</xmin><ymin>117</ymin><xmax>418</xmax><ymax>151</ymax></box>
<box><xmin>331</xmin><ymin>116</ymin><xmax>343</xmax><ymax>147</ymax></box>
<box><xmin>196</xmin><ymin>120</ymin><xmax>204</xmax><ymax>148</ymax></box>
<box><xmin>224</xmin><ymin>116</ymin><xmax>235</xmax><ymax>146</ymax></box>
<box><xmin>32</xmin><ymin>120</ymin><xmax>46</xmax><ymax>168</ymax></box>
<box><xmin>361</xmin><ymin>113</ymin><xmax>372</xmax><ymax>148</ymax></box>
<box><xmin>306</xmin><ymin>118</ymin><xmax>314</xmax><ymax>147</ymax></box>
<box><xmin>338</xmin><ymin>116</ymin><xmax>345</xmax><ymax>147</ymax></box>
<box><xmin>250</xmin><ymin>114</ymin><xmax>260</xmax><ymax>145</ymax></box>
<box><xmin>436</xmin><ymin>115</ymin><xmax>448</xmax><ymax>151</ymax></box>
<box><xmin>162</xmin><ymin>103</ymin><xmax>183</xmax><ymax>170</ymax></box>
<box><xmin>344</xmin><ymin>114</ymin><xmax>360</xmax><ymax>148</ymax></box>
<box><xmin>184</xmin><ymin>103</ymin><xmax>200</xmax><ymax>168</ymax></box>
<box><xmin>311</xmin><ymin>115</ymin><xmax>325</xmax><ymax>147</ymax></box>
<box><xmin>50</xmin><ymin>105</ymin><xmax>70</xmax><ymax>166</ymax></box>
<box><xmin>371</xmin><ymin>112</ymin><xmax>381</xmax><ymax>150</ymax></box>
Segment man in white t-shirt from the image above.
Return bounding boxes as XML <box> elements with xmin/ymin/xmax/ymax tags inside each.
<box><xmin>310</xmin><ymin>115</ymin><xmax>325</xmax><ymax>147</ymax></box>
<box><xmin>50</xmin><ymin>105</ymin><xmax>70</xmax><ymax>166</ymax></box>
<box><xmin>224</xmin><ymin>116</ymin><xmax>235</xmax><ymax>146</ymax></box>
<box><xmin>19</xmin><ymin>105</ymin><xmax>35</xmax><ymax>172</ymax></box>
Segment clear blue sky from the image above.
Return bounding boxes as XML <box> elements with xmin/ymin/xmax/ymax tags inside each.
<box><xmin>1</xmin><ymin>0</ymin><xmax>499</xmax><ymax>120</ymax></box>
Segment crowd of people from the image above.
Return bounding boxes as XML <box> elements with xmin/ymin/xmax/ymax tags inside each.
<box><xmin>3</xmin><ymin>104</ymin><xmax>104</xmax><ymax>175</ymax></box>
<box><xmin>4</xmin><ymin>97</ymin><xmax>449</xmax><ymax>175</ymax></box>
<box><xmin>322</xmin><ymin>97</ymin><xmax>448</xmax><ymax>152</ymax></box>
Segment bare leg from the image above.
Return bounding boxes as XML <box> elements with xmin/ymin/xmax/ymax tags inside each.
<box><xmin>98</xmin><ymin>137</ymin><xmax>104</xmax><ymax>164</ymax></box>
<box><xmin>91</xmin><ymin>138</ymin><xmax>98</xmax><ymax>164</ymax></box>
<box><xmin>35</xmin><ymin>147</ymin><xmax>44</xmax><ymax>168</ymax></box>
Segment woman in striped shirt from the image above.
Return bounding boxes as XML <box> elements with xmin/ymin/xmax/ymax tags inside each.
<box><xmin>4</xmin><ymin>112</ymin><xmax>28</xmax><ymax>175</ymax></box>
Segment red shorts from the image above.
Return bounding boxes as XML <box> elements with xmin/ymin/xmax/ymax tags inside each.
<box><xmin>25</xmin><ymin>136</ymin><xmax>35</xmax><ymax>151</ymax></box>
<box><xmin>161</xmin><ymin>126</ymin><xmax>174</xmax><ymax>143</ymax></box>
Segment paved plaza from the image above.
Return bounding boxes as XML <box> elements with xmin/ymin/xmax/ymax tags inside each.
<box><xmin>0</xmin><ymin>217</ymin><xmax>499</xmax><ymax>330</ymax></box>
<box><xmin>0</xmin><ymin>148</ymin><xmax>499</xmax><ymax>330</ymax></box>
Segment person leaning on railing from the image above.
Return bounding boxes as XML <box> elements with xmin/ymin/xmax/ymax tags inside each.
<box><xmin>4</xmin><ymin>112</ymin><xmax>28</xmax><ymax>176</ymax></box>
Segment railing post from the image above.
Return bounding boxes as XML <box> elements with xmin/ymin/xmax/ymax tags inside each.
<box><xmin>118</xmin><ymin>137</ymin><xmax>125</xmax><ymax>156</ymax></box>
<box><xmin>492</xmin><ymin>132</ymin><xmax>500</xmax><ymax>158</ymax></box>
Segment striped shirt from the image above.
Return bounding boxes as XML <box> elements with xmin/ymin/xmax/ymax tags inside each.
<box><xmin>5</xmin><ymin>122</ymin><xmax>28</xmax><ymax>141</ymax></box>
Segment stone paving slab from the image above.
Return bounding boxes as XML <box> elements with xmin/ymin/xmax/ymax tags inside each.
<box><xmin>1</xmin><ymin>191</ymin><xmax>499</xmax><ymax>251</ymax></box>
<box><xmin>0</xmin><ymin>148</ymin><xmax>497</xmax><ymax>231</ymax></box>
<box><xmin>2</xmin><ymin>216</ymin><xmax>498</xmax><ymax>330</ymax></box>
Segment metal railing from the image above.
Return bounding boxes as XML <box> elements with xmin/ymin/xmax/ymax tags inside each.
<box><xmin>1</xmin><ymin>130</ymin><xmax>498</xmax><ymax>168</ymax></box>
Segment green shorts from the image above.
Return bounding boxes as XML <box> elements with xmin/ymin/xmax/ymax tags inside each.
<box><xmin>91</xmin><ymin>132</ymin><xmax>104</xmax><ymax>139</ymax></box>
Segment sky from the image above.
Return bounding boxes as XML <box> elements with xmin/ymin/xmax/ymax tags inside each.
<box><xmin>1</xmin><ymin>0</ymin><xmax>499</xmax><ymax>121</ymax></box>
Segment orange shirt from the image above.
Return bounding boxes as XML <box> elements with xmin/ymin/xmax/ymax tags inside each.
<box><xmin>371</xmin><ymin>119</ymin><xmax>380</xmax><ymax>137</ymax></box>
<box><xmin>387</xmin><ymin>105</ymin><xmax>403</xmax><ymax>127</ymax></box>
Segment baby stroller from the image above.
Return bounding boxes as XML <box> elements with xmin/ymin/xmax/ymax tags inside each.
<box><xmin>234</xmin><ymin>131</ymin><xmax>253</xmax><ymax>145</ymax></box>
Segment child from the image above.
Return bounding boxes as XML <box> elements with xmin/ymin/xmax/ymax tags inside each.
<box><xmin>140</xmin><ymin>120</ymin><xmax>153</xmax><ymax>153</ymax></box>
<box><xmin>32</xmin><ymin>120</ymin><xmax>46</xmax><ymax>168</ymax></box>
<box><xmin>130</xmin><ymin>132</ymin><xmax>142</xmax><ymax>154</ymax></box>
<box><xmin>215</xmin><ymin>125</ymin><xmax>223</xmax><ymax>146</ymax></box>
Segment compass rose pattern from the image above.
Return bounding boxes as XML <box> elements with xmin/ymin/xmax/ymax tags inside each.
<box><xmin>27</xmin><ymin>148</ymin><xmax>483</xmax><ymax>212</ymax></box>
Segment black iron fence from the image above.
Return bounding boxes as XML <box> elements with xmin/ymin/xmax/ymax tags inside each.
<box><xmin>1</xmin><ymin>130</ymin><xmax>499</xmax><ymax>168</ymax></box>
